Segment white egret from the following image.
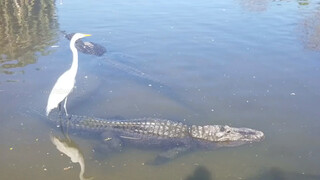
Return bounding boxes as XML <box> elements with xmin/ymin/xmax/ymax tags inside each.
<box><xmin>46</xmin><ymin>33</ymin><xmax>91</xmax><ymax>116</ymax></box>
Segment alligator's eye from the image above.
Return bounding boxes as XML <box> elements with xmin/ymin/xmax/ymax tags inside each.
<box><xmin>226</xmin><ymin>130</ymin><xmax>231</xmax><ymax>133</ymax></box>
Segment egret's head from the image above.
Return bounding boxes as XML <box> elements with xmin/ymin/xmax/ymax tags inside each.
<box><xmin>71</xmin><ymin>33</ymin><xmax>91</xmax><ymax>41</ymax></box>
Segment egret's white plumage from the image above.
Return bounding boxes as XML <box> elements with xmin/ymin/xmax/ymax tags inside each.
<box><xmin>46</xmin><ymin>33</ymin><xmax>91</xmax><ymax>116</ymax></box>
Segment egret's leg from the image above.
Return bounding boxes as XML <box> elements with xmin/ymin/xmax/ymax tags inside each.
<box><xmin>63</xmin><ymin>97</ymin><xmax>71</xmax><ymax>138</ymax></box>
<box><xmin>64</xmin><ymin>97</ymin><xmax>69</xmax><ymax>117</ymax></box>
<box><xmin>59</xmin><ymin>115</ymin><xmax>71</xmax><ymax>141</ymax></box>
<box><xmin>66</xmin><ymin>120</ymin><xmax>71</xmax><ymax>141</ymax></box>
<box><xmin>59</xmin><ymin>115</ymin><xmax>65</xmax><ymax>136</ymax></box>
<box><xmin>58</xmin><ymin>104</ymin><xmax>68</xmax><ymax>140</ymax></box>
<box><xmin>58</xmin><ymin>102</ymin><xmax>62</xmax><ymax>118</ymax></box>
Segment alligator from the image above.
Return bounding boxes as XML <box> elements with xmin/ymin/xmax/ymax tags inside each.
<box><xmin>40</xmin><ymin>110</ymin><xmax>264</xmax><ymax>165</ymax></box>
<box><xmin>61</xmin><ymin>31</ymin><xmax>165</xmax><ymax>85</ymax></box>
<box><xmin>61</xmin><ymin>31</ymin><xmax>107</xmax><ymax>56</ymax></box>
<box><xmin>61</xmin><ymin>31</ymin><xmax>195</xmax><ymax>110</ymax></box>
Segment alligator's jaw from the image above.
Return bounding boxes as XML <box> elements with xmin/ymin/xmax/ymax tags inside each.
<box><xmin>236</xmin><ymin>127</ymin><xmax>264</xmax><ymax>142</ymax></box>
<box><xmin>216</xmin><ymin>126</ymin><xmax>264</xmax><ymax>142</ymax></box>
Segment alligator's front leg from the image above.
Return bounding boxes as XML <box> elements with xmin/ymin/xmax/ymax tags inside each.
<box><xmin>148</xmin><ymin>146</ymin><xmax>192</xmax><ymax>165</ymax></box>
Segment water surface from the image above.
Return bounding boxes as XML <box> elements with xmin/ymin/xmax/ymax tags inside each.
<box><xmin>1</xmin><ymin>0</ymin><xmax>320</xmax><ymax>179</ymax></box>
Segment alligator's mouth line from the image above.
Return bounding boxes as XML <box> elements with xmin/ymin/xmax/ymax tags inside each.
<box><xmin>119</xmin><ymin>135</ymin><xmax>141</xmax><ymax>140</ymax></box>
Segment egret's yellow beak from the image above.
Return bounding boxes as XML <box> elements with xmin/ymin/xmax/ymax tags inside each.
<box><xmin>84</xmin><ymin>34</ymin><xmax>92</xmax><ymax>37</ymax></box>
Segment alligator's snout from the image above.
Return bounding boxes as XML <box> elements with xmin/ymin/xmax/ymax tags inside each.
<box><xmin>239</xmin><ymin>128</ymin><xmax>264</xmax><ymax>142</ymax></box>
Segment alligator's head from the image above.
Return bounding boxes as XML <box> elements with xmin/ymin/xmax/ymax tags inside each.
<box><xmin>190</xmin><ymin>125</ymin><xmax>264</xmax><ymax>147</ymax></box>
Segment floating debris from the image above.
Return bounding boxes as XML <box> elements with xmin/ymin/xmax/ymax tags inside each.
<box><xmin>42</xmin><ymin>165</ymin><xmax>47</xmax><ymax>171</ymax></box>
<box><xmin>64</xmin><ymin>166</ymin><xmax>73</xmax><ymax>171</ymax></box>
<box><xmin>104</xmin><ymin>137</ymin><xmax>112</xmax><ymax>141</ymax></box>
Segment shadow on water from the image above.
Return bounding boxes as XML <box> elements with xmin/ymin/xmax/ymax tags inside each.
<box><xmin>185</xmin><ymin>166</ymin><xmax>214</xmax><ymax>180</ymax></box>
<box><xmin>247</xmin><ymin>167</ymin><xmax>320</xmax><ymax>180</ymax></box>
<box><xmin>185</xmin><ymin>166</ymin><xmax>320</xmax><ymax>180</ymax></box>
<box><xmin>0</xmin><ymin>0</ymin><xmax>58</xmax><ymax>75</ymax></box>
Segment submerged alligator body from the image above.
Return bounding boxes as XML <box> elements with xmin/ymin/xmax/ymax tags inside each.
<box><xmin>61</xmin><ymin>31</ymin><xmax>194</xmax><ymax>110</ymax></box>
<box><xmin>44</xmin><ymin>111</ymin><xmax>264</xmax><ymax>165</ymax></box>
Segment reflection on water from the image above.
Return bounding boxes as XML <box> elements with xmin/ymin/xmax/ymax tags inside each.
<box><xmin>301</xmin><ymin>10</ymin><xmax>320</xmax><ymax>51</ymax></box>
<box><xmin>239</xmin><ymin>0</ymin><xmax>310</xmax><ymax>12</ymax></box>
<box><xmin>51</xmin><ymin>135</ymin><xmax>92</xmax><ymax>180</ymax></box>
<box><xmin>239</xmin><ymin>0</ymin><xmax>269</xmax><ymax>12</ymax></box>
<box><xmin>0</xmin><ymin>0</ymin><xmax>58</xmax><ymax>74</ymax></box>
<box><xmin>298</xmin><ymin>0</ymin><xmax>310</xmax><ymax>6</ymax></box>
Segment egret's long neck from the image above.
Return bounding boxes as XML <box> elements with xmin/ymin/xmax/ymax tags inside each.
<box><xmin>69</xmin><ymin>39</ymin><xmax>79</xmax><ymax>75</ymax></box>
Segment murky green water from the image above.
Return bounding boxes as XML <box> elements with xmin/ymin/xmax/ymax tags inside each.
<box><xmin>1</xmin><ymin>0</ymin><xmax>320</xmax><ymax>179</ymax></box>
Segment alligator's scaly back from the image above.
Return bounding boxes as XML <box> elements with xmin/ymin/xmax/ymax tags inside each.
<box><xmin>56</xmin><ymin>113</ymin><xmax>189</xmax><ymax>138</ymax></box>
